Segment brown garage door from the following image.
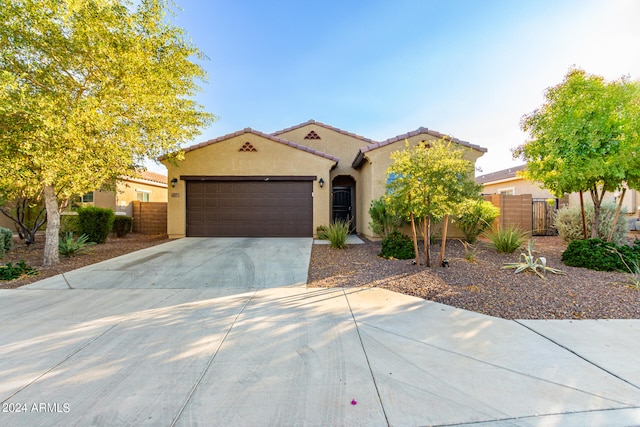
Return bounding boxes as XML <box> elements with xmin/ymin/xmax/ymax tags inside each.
<box><xmin>186</xmin><ymin>180</ymin><xmax>313</xmax><ymax>237</ymax></box>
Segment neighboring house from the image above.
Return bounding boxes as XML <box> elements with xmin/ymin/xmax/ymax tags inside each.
<box><xmin>476</xmin><ymin>165</ymin><xmax>556</xmax><ymax>199</ymax></box>
<box><xmin>160</xmin><ymin>119</ymin><xmax>487</xmax><ymax>239</ymax></box>
<box><xmin>80</xmin><ymin>171</ymin><xmax>168</xmax><ymax>216</ymax></box>
<box><xmin>0</xmin><ymin>171</ymin><xmax>168</xmax><ymax>234</ymax></box>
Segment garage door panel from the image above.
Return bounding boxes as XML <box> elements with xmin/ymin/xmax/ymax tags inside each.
<box><xmin>186</xmin><ymin>180</ymin><xmax>312</xmax><ymax>237</ymax></box>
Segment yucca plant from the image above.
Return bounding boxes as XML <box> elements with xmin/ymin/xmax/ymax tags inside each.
<box><xmin>59</xmin><ymin>232</ymin><xmax>95</xmax><ymax>257</ymax></box>
<box><xmin>502</xmin><ymin>240</ymin><xmax>564</xmax><ymax>279</ymax></box>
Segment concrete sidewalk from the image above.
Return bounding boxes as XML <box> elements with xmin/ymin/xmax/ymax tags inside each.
<box><xmin>1</xmin><ymin>238</ymin><xmax>639</xmax><ymax>426</ymax></box>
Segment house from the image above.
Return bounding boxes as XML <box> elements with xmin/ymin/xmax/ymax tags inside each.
<box><xmin>160</xmin><ymin>120</ymin><xmax>486</xmax><ymax>239</ymax></box>
<box><xmin>476</xmin><ymin>165</ymin><xmax>556</xmax><ymax>198</ymax></box>
<box><xmin>81</xmin><ymin>171</ymin><xmax>168</xmax><ymax>216</ymax></box>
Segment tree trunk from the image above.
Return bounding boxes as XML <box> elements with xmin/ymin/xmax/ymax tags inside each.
<box><xmin>608</xmin><ymin>188</ymin><xmax>626</xmax><ymax>242</ymax></box>
<box><xmin>43</xmin><ymin>185</ymin><xmax>60</xmax><ymax>266</ymax></box>
<box><xmin>423</xmin><ymin>215</ymin><xmax>431</xmax><ymax>267</ymax></box>
<box><xmin>590</xmin><ymin>186</ymin><xmax>606</xmax><ymax>240</ymax></box>
<box><xmin>439</xmin><ymin>214</ymin><xmax>449</xmax><ymax>265</ymax></box>
<box><xmin>579</xmin><ymin>191</ymin><xmax>587</xmax><ymax>239</ymax></box>
<box><xmin>410</xmin><ymin>212</ymin><xmax>420</xmax><ymax>266</ymax></box>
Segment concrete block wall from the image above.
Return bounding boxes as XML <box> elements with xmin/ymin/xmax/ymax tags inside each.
<box><xmin>484</xmin><ymin>194</ymin><xmax>533</xmax><ymax>233</ymax></box>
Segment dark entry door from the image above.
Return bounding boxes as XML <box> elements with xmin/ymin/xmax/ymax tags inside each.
<box><xmin>332</xmin><ymin>186</ymin><xmax>353</xmax><ymax>229</ymax></box>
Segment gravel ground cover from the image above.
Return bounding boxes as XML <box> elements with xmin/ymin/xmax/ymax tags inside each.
<box><xmin>3</xmin><ymin>233</ymin><xmax>639</xmax><ymax>319</ymax></box>
<box><xmin>307</xmin><ymin>235</ymin><xmax>640</xmax><ymax>320</ymax></box>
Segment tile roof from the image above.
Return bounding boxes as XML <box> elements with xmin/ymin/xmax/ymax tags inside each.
<box><xmin>475</xmin><ymin>164</ymin><xmax>526</xmax><ymax>184</ymax></box>
<box><xmin>272</xmin><ymin>119</ymin><xmax>376</xmax><ymax>145</ymax></box>
<box><xmin>352</xmin><ymin>127</ymin><xmax>487</xmax><ymax>168</ymax></box>
<box><xmin>180</xmin><ymin>128</ymin><xmax>340</xmax><ymax>163</ymax></box>
<box><xmin>137</xmin><ymin>170</ymin><xmax>168</xmax><ymax>184</ymax></box>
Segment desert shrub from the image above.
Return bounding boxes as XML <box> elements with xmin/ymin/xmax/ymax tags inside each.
<box><xmin>325</xmin><ymin>219</ymin><xmax>350</xmax><ymax>249</ymax></box>
<box><xmin>485</xmin><ymin>225</ymin><xmax>525</xmax><ymax>253</ymax></box>
<box><xmin>455</xmin><ymin>199</ymin><xmax>500</xmax><ymax>243</ymax></box>
<box><xmin>316</xmin><ymin>225</ymin><xmax>329</xmax><ymax>240</ymax></box>
<box><xmin>60</xmin><ymin>212</ymin><xmax>81</xmax><ymax>234</ymax></box>
<box><xmin>77</xmin><ymin>206</ymin><xmax>115</xmax><ymax>244</ymax></box>
<box><xmin>112</xmin><ymin>216</ymin><xmax>133</xmax><ymax>237</ymax></box>
<box><xmin>379</xmin><ymin>231</ymin><xmax>415</xmax><ymax>260</ymax></box>
<box><xmin>555</xmin><ymin>203</ymin><xmax>628</xmax><ymax>245</ymax></box>
<box><xmin>0</xmin><ymin>227</ymin><xmax>13</xmax><ymax>258</ymax></box>
<box><xmin>368</xmin><ymin>197</ymin><xmax>403</xmax><ymax>238</ymax></box>
<box><xmin>0</xmin><ymin>260</ymin><xmax>37</xmax><ymax>280</ymax></box>
<box><xmin>59</xmin><ymin>232</ymin><xmax>95</xmax><ymax>257</ymax></box>
<box><xmin>561</xmin><ymin>238</ymin><xmax>640</xmax><ymax>272</ymax></box>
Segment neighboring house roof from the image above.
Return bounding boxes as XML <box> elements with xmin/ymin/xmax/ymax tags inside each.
<box><xmin>476</xmin><ymin>164</ymin><xmax>526</xmax><ymax>185</ymax></box>
<box><xmin>137</xmin><ymin>170</ymin><xmax>168</xmax><ymax>185</ymax></box>
<box><xmin>272</xmin><ymin>119</ymin><xmax>376</xmax><ymax>145</ymax></box>
<box><xmin>172</xmin><ymin>128</ymin><xmax>340</xmax><ymax>163</ymax></box>
<box><xmin>352</xmin><ymin>127</ymin><xmax>487</xmax><ymax>168</ymax></box>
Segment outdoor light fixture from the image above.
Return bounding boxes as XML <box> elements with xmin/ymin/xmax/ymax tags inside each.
<box><xmin>319</xmin><ymin>178</ymin><xmax>324</xmax><ymax>188</ymax></box>
<box><xmin>171</xmin><ymin>178</ymin><xmax>178</xmax><ymax>188</ymax></box>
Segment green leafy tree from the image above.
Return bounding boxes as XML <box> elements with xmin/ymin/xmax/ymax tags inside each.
<box><xmin>385</xmin><ymin>139</ymin><xmax>481</xmax><ymax>267</ymax></box>
<box><xmin>0</xmin><ymin>0</ymin><xmax>214</xmax><ymax>265</ymax></box>
<box><xmin>515</xmin><ymin>68</ymin><xmax>640</xmax><ymax>240</ymax></box>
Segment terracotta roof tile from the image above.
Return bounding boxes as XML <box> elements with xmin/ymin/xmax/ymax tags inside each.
<box><xmin>272</xmin><ymin>119</ymin><xmax>376</xmax><ymax>144</ymax></box>
<box><xmin>178</xmin><ymin>128</ymin><xmax>339</xmax><ymax>163</ymax></box>
<box><xmin>352</xmin><ymin>126</ymin><xmax>487</xmax><ymax>168</ymax></box>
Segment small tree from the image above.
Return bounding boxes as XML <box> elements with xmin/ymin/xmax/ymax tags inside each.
<box><xmin>516</xmin><ymin>68</ymin><xmax>640</xmax><ymax>240</ymax></box>
<box><xmin>385</xmin><ymin>139</ymin><xmax>481</xmax><ymax>267</ymax></box>
<box><xmin>0</xmin><ymin>0</ymin><xmax>214</xmax><ymax>265</ymax></box>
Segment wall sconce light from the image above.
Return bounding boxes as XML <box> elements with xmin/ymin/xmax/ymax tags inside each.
<box><xmin>171</xmin><ymin>178</ymin><xmax>178</xmax><ymax>188</ymax></box>
<box><xmin>319</xmin><ymin>178</ymin><xmax>324</xmax><ymax>188</ymax></box>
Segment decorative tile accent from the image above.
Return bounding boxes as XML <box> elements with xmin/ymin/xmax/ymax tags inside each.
<box><xmin>239</xmin><ymin>142</ymin><xmax>257</xmax><ymax>152</ymax></box>
<box><xmin>304</xmin><ymin>130</ymin><xmax>321</xmax><ymax>140</ymax></box>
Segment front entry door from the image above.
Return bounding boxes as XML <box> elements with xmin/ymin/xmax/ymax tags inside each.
<box><xmin>332</xmin><ymin>186</ymin><xmax>354</xmax><ymax>231</ymax></box>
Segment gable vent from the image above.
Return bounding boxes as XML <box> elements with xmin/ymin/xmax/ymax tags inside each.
<box><xmin>239</xmin><ymin>142</ymin><xmax>257</xmax><ymax>152</ymax></box>
<box><xmin>304</xmin><ymin>130</ymin><xmax>321</xmax><ymax>140</ymax></box>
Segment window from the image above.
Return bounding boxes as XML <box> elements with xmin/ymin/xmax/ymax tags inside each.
<box><xmin>136</xmin><ymin>190</ymin><xmax>150</xmax><ymax>202</ymax></box>
<box><xmin>498</xmin><ymin>188</ymin><xmax>515</xmax><ymax>195</ymax></box>
<box><xmin>82</xmin><ymin>192</ymin><xmax>94</xmax><ymax>203</ymax></box>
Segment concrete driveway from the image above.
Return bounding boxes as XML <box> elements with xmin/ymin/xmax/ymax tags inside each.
<box><xmin>1</xmin><ymin>237</ymin><xmax>640</xmax><ymax>426</ymax></box>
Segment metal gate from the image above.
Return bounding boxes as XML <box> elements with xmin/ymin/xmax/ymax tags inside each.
<box><xmin>532</xmin><ymin>198</ymin><xmax>558</xmax><ymax>236</ymax></box>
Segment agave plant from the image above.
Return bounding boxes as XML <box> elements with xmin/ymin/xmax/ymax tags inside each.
<box><xmin>502</xmin><ymin>240</ymin><xmax>564</xmax><ymax>279</ymax></box>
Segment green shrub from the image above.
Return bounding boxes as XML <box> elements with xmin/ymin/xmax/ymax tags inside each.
<box><xmin>561</xmin><ymin>238</ymin><xmax>640</xmax><ymax>272</ymax></box>
<box><xmin>368</xmin><ymin>197</ymin><xmax>403</xmax><ymax>238</ymax></box>
<box><xmin>0</xmin><ymin>260</ymin><xmax>37</xmax><ymax>280</ymax></box>
<box><xmin>325</xmin><ymin>219</ymin><xmax>350</xmax><ymax>249</ymax></box>
<box><xmin>59</xmin><ymin>232</ymin><xmax>96</xmax><ymax>257</ymax></box>
<box><xmin>112</xmin><ymin>216</ymin><xmax>133</xmax><ymax>237</ymax></box>
<box><xmin>485</xmin><ymin>225</ymin><xmax>525</xmax><ymax>253</ymax></box>
<box><xmin>0</xmin><ymin>227</ymin><xmax>13</xmax><ymax>258</ymax></box>
<box><xmin>60</xmin><ymin>213</ymin><xmax>81</xmax><ymax>234</ymax></box>
<box><xmin>555</xmin><ymin>203</ymin><xmax>628</xmax><ymax>245</ymax></box>
<box><xmin>379</xmin><ymin>231</ymin><xmax>415</xmax><ymax>260</ymax></box>
<box><xmin>77</xmin><ymin>206</ymin><xmax>115</xmax><ymax>244</ymax></box>
<box><xmin>455</xmin><ymin>199</ymin><xmax>500</xmax><ymax>243</ymax></box>
<box><xmin>316</xmin><ymin>225</ymin><xmax>329</xmax><ymax>240</ymax></box>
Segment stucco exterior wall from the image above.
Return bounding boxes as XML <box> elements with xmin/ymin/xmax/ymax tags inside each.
<box><xmin>162</xmin><ymin>132</ymin><xmax>336</xmax><ymax>239</ymax></box>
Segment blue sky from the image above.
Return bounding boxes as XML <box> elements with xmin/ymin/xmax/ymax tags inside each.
<box><xmin>148</xmin><ymin>0</ymin><xmax>640</xmax><ymax>176</ymax></box>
